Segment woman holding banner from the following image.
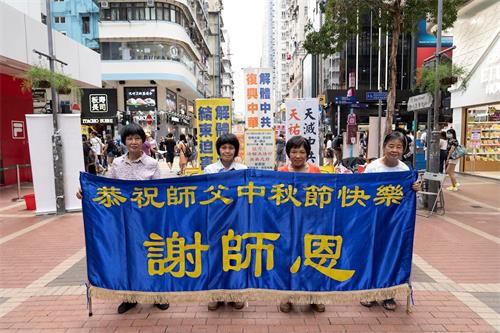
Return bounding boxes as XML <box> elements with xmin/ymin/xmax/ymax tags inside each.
<box><xmin>278</xmin><ymin>135</ymin><xmax>324</xmax><ymax>313</ymax></box>
<box><xmin>361</xmin><ymin>131</ymin><xmax>421</xmax><ymax>311</ymax></box>
<box><xmin>77</xmin><ymin>123</ymin><xmax>169</xmax><ymax>314</ymax></box>
<box><xmin>204</xmin><ymin>133</ymin><xmax>247</xmax><ymax>310</ymax></box>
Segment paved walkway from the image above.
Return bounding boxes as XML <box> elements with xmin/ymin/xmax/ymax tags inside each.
<box><xmin>0</xmin><ymin>171</ymin><xmax>499</xmax><ymax>333</ymax></box>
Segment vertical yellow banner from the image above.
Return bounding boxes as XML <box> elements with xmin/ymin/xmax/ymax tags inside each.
<box><xmin>196</xmin><ymin>98</ymin><xmax>232</xmax><ymax>170</ymax></box>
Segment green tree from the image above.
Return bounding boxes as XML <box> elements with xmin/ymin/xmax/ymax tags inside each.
<box><xmin>304</xmin><ymin>0</ymin><xmax>462</xmax><ymax>134</ymax></box>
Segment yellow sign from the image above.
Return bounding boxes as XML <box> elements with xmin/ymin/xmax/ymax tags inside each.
<box><xmin>195</xmin><ymin>98</ymin><xmax>232</xmax><ymax>170</ymax></box>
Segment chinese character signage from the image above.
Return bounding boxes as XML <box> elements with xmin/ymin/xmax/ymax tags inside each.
<box><xmin>81</xmin><ymin>88</ymin><xmax>118</xmax><ymax>124</ymax></box>
<box><xmin>244</xmin><ymin>68</ymin><xmax>273</xmax><ymax>129</ymax></box>
<box><xmin>81</xmin><ymin>169</ymin><xmax>416</xmax><ymax>303</ymax></box>
<box><xmin>196</xmin><ymin>98</ymin><xmax>232</xmax><ymax>170</ymax></box>
<box><xmin>245</xmin><ymin>130</ymin><xmax>275</xmax><ymax>170</ymax></box>
<box><xmin>124</xmin><ymin>87</ymin><xmax>157</xmax><ymax>112</ymax></box>
<box><xmin>285</xmin><ymin>98</ymin><xmax>320</xmax><ymax>164</ymax></box>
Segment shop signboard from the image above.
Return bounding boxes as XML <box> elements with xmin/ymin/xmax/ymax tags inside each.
<box><xmin>285</xmin><ymin>98</ymin><xmax>320</xmax><ymax>164</ymax></box>
<box><xmin>244</xmin><ymin>130</ymin><xmax>275</xmax><ymax>170</ymax></box>
<box><xmin>408</xmin><ymin>93</ymin><xmax>433</xmax><ymax>111</ymax></box>
<box><xmin>124</xmin><ymin>87</ymin><xmax>157</xmax><ymax>112</ymax></box>
<box><xmin>244</xmin><ymin>68</ymin><xmax>273</xmax><ymax>130</ymax></box>
<box><xmin>196</xmin><ymin>98</ymin><xmax>232</xmax><ymax>170</ymax></box>
<box><xmin>81</xmin><ymin>88</ymin><xmax>118</xmax><ymax>124</ymax></box>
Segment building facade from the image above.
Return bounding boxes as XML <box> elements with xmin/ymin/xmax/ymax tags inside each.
<box><xmin>0</xmin><ymin>0</ymin><xmax>101</xmax><ymax>185</ymax></box>
<box><xmin>98</xmin><ymin>0</ymin><xmax>232</xmax><ymax>139</ymax></box>
<box><xmin>450</xmin><ymin>0</ymin><xmax>500</xmax><ymax>179</ymax></box>
<box><xmin>51</xmin><ymin>0</ymin><xmax>100</xmax><ymax>51</ymax></box>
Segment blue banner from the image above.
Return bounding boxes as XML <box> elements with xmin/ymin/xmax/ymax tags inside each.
<box><xmin>81</xmin><ymin>169</ymin><xmax>416</xmax><ymax>303</ymax></box>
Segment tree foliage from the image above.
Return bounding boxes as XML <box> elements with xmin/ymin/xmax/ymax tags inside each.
<box><xmin>418</xmin><ymin>63</ymin><xmax>468</xmax><ymax>94</ymax></box>
<box><xmin>304</xmin><ymin>0</ymin><xmax>463</xmax><ymax>133</ymax></box>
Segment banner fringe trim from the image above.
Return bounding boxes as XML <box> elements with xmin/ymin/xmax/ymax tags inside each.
<box><xmin>89</xmin><ymin>284</ymin><xmax>410</xmax><ymax>305</ymax></box>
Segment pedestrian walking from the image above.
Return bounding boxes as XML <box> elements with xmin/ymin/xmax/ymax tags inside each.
<box><xmin>177</xmin><ymin>134</ymin><xmax>189</xmax><ymax>175</ymax></box>
<box><xmin>103</xmin><ymin>134</ymin><xmax>119</xmax><ymax>168</ymax></box>
<box><xmin>203</xmin><ymin>133</ymin><xmax>247</xmax><ymax>311</ymax></box>
<box><xmin>275</xmin><ymin>134</ymin><xmax>287</xmax><ymax>169</ymax></box>
<box><xmin>187</xmin><ymin>134</ymin><xmax>198</xmax><ymax>168</ymax></box>
<box><xmin>332</xmin><ymin>133</ymin><xmax>343</xmax><ymax>167</ymax></box>
<box><xmin>77</xmin><ymin>123</ymin><xmax>170</xmax><ymax>314</ymax></box>
<box><xmin>360</xmin><ymin>131</ymin><xmax>421</xmax><ymax>311</ymax></box>
<box><xmin>89</xmin><ymin>131</ymin><xmax>103</xmax><ymax>172</ymax></box>
<box><xmin>82</xmin><ymin>134</ymin><xmax>96</xmax><ymax>175</ymax></box>
<box><xmin>164</xmin><ymin>133</ymin><xmax>176</xmax><ymax>172</ymax></box>
<box><xmin>323</xmin><ymin>133</ymin><xmax>334</xmax><ymax>166</ymax></box>
<box><xmin>439</xmin><ymin>131</ymin><xmax>448</xmax><ymax>173</ymax></box>
<box><xmin>277</xmin><ymin>135</ymin><xmax>324</xmax><ymax>313</ymax></box>
<box><xmin>445</xmin><ymin>128</ymin><xmax>460</xmax><ymax>191</ymax></box>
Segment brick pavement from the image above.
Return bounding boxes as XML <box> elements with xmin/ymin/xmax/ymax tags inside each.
<box><xmin>0</xmin><ymin>170</ymin><xmax>499</xmax><ymax>333</ymax></box>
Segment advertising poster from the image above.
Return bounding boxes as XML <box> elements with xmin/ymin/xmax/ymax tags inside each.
<box><xmin>178</xmin><ymin>95</ymin><xmax>187</xmax><ymax>115</ymax></box>
<box><xmin>196</xmin><ymin>98</ymin><xmax>232</xmax><ymax>170</ymax></box>
<box><xmin>244</xmin><ymin>68</ymin><xmax>273</xmax><ymax>130</ymax></box>
<box><xmin>245</xmin><ymin>130</ymin><xmax>275</xmax><ymax>170</ymax></box>
<box><xmin>165</xmin><ymin>89</ymin><xmax>177</xmax><ymax>113</ymax></box>
<box><xmin>285</xmin><ymin>98</ymin><xmax>320</xmax><ymax>164</ymax></box>
<box><xmin>124</xmin><ymin>87</ymin><xmax>157</xmax><ymax>112</ymax></box>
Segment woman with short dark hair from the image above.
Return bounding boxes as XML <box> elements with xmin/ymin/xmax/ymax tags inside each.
<box><xmin>77</xmin><ymin>123</ymin><xmax>168</xmax><ymax>314</ymax></box>
<box><xmin>204</xmin><ymin>133</ymin><xmax>246</xmax><ymax>174</ymax></box>
<box><xmin>278</xmin><ymin>136</ymin><xmax>322</xmax><ymax>313</ymax></box>
<box><xmin>278</xmin><ymin>135</ymin><xmax>320</xmax><ymax>173</ymax></box>
<box><xmin>203</xmin><ymin>133</ymin><xmax>246</xmax><ymax>311</ymax></box>
<box><xmin>361</xmin><ymin>131</ymin><xmax>421</xmax><ymax>311</ymax></box>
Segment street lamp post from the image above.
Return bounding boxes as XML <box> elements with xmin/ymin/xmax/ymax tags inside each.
<box><xmin>46</xmin><ymin>0</ymin><xmax>65</xmax><ymax>215</ymax></box>
<box><xmin>428</xmin><ymin>0</ymin><xmax>443</xmax><ymax>205</ymax></box>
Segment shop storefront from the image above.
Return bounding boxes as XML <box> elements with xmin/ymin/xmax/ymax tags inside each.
<box><xmin>451</xmin><ymin>36</ymin><xmax>500</xmax><ymax>179</ymax></box>
<box><xmin>81</xmin><ymin>89</ymin><xmax>118</xmax><ymax>138</ymax></box>
<box><xmin>462</xmin><ymin>104</ymin><xmax>500</xmax><ymax>174</ymax></box>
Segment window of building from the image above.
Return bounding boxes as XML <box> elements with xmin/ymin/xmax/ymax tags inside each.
<box><xmin>101</xmin><ymin>2</ymin><xmax>190</xmax><ymax>27</ymax></box>
<box><xmin>82</xmin><ymin>16</ymin><xmax>90</xmax><ymax>34</ymax></box>
<box><xmin>55</xmin><ymin>16</ymin><xmax>65</xmax><ymax>24</ymax></box>
<box><xmin>100</xmin><ymin>41</ymin><xmax>196</xmax><ymax>74</ymax></box>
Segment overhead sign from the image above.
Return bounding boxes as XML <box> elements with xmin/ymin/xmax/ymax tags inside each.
<box><xmin>366</xmin><ymin>92</ymin><xmax>388</xmax><ymax>101</ymax></box>
<box><xmin>12</xmin><ymin>121</ymin><xmax>25</xmax><ymax>139</ymax></box>
<box><xmin>407</xmin><ymin>93</ymin><xmax>433</xmax><ymax>111</ymax></box>
<box><xmin>334</xmin><ymin>96</ymin><xmax>357</xmax><ymax>105</ymax></box>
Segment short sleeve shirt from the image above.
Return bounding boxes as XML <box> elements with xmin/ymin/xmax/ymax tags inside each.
<box><xmin>204</xmin><ymin>160</ymin><xmax>248</xmax><ymax>174</ymax></box>
<box><xmin>364</xmin><ymin>158</ymin><xmax>409</xmax><ymax>173</ymax></box>
<box><xmin>108</xmin><ymin>153</ymin><xmax>161</xmax><ymax>180</ymax></box>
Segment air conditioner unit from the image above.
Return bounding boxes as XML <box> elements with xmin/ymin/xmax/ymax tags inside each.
<box><xmin>100</xmin><ymin>0</ymin><xmax>109</xmax><ymax>9</ymax></box>
<box><xmin>146</xmin><ymin>0</ymin><xmax>155</xmax><ymax>7</ymax></box>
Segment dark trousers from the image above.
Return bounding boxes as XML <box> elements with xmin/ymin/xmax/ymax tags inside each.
<box><xmin>439</xmin><ymin>150</ymin><xmax>448</xmax><ymax>173</ymax></box>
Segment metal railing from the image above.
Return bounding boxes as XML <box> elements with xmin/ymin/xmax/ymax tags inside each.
<box><xmin>0</xmin><ymin>164</ymin><xmax>32</xmax><ymax>202</ymax></box>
